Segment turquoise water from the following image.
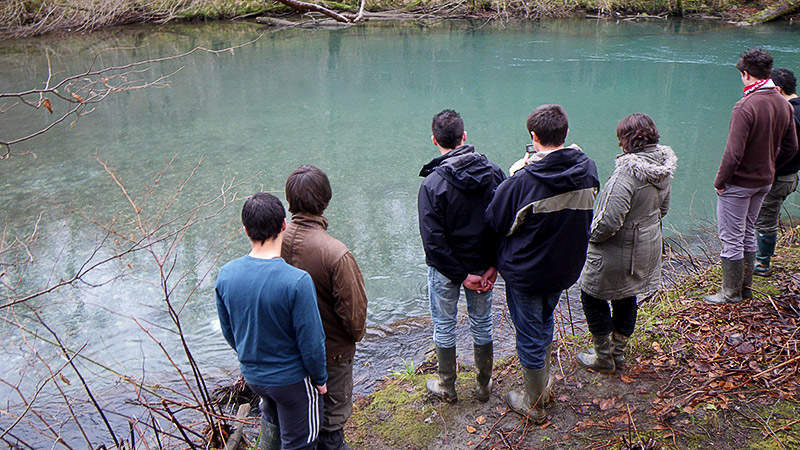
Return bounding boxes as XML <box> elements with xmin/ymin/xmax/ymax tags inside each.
<box><xmin>0</xmin><ymin>18</ymin><xmax>799</xmax><ymax>444</ymax></box>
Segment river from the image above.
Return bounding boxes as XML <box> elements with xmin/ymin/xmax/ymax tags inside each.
<box><xmin>0</xmin><ymin>18</ymin><xmax>799</xmax><ymax>446</ymax></box>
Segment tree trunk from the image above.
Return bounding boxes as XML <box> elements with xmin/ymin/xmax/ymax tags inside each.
<box><xmin>745</xmin><ymin>0</ymin><xmax>800</xmax><ymax>24</ymax></box>
<box><xmin>273</xmin><ymin>0</ymin><xmax>353</xmax><ymax>22</ymax></box>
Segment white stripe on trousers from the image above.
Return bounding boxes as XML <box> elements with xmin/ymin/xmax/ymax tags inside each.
<box><xmin>304</xmin><ymin>377</ymin><xmax>319</xmax><ymax>444</ymax></box>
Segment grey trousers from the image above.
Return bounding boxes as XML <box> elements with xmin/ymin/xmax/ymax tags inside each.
<box><xmin>322</xmin><ymin>359</ymin><xmax>354</xmax><ymax>432</ymax></box>
<box><xmin>755</xmin><ymin>173</ymin><xmax>799</xmax><ymax>235</ymax></box>
<box><xmin>716</xmin><ymin>183</ymin><xmax>771</xmax><ymax>260</ymax></box>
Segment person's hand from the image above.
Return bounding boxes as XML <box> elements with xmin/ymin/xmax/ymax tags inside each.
<box><xmin>480</xmin><ymin>267</ymin><xmax>498</xmax><ymax>291</ymax></box>
<box><xmin>463</xmin><ymin>274</ymin><xmax>484</xmax><ymax>292</ymax></box>
<box><xmin>316</xmin><ymin>383</ymin><xmax>327</xmax><ymax>395</ymax></box>
<box><xmin>715</xmin><ymin>187</ymin><xmax>725</xmax><ymax>195</ymax></box>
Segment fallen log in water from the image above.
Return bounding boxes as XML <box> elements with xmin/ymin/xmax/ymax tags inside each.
<box><xmin>744</xmin><ymin>0</ymin><xmax>800</xmax><ymax>24</ymax></box>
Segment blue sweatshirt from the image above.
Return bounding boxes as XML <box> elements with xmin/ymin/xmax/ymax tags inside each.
<box><xmin>215</xmin><ymin>256</ymin><xmax>327</xmax><ymax>387</ymax></box>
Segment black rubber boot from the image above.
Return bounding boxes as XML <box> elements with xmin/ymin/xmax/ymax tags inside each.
<box><xmin>704</xmin><ymin>257</ymin><xmax>743</xmax><ymax>304</ymax></box>
<box><xmin>259</xmin><ymin>416</ymin><xmax>281</xmax><ymax>450</ymax></box>
<box><xmin>473</xmin><ymin>342</ymin><xmax>493</xmax><ymax>402</ymax></box>
<box><xmin>755</xmin><ymin>232</ymin><xmax>777</xmax><ymax>277</ymax></box>
<box><xmin>611</xmin><ymin>331</ymin><xmax>629</xmax><ymax>367</ymax></box>
<box><xmin>742</xmin><ymin>251</ymin><xmax>755</xmax><ymax>300</ymax></box>
<box><xmin>318</xmin><ymin>429</ymin><xmax>349</xmax><ymax>450</ymax></box>
<box><xmin>426</xmin><ymin>346</ymin><xmax>457</xmax><ymax>403</ymax></box>
<box><xmin>506</xmin><ymin>366</ymin><xmax>551</xmax><ymax>424</ymax></box>
<box><xmin>576</xmin><ymin>333</ymin><xmax>615</xmax><ymax>374</ymax></box>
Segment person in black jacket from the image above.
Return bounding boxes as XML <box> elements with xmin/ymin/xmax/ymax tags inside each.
<box><xmin>754</xmin><ymin>68</ymin><xmax>800</xmax><ymax>277</ymax></box>
<box><xmin>418</xmin><ymin>109</ymin><xmax>506</xmax><ymax>403</ymax></box>
<box><xmin>485</xmin><ymin>104</ymin><xmax>599</xmax><ymax>424</ymax></box>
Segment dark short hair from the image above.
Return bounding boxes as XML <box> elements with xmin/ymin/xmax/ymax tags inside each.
<box><xmin>241</xmin><ymin>192</ymin><xmax>285</xmax><ymax>243</ymax></box>
<box><xmin>772</xmin><ymin>68</ymin><xmax>797</xmax><ymax>95</ymax></box>
<box><xmin>617</xmin><ymin>113</ymin><xmax>660</xmax><ymax>153</ymax></box>
<box><xmin>526</xmin><ymin>104</ymin><xmax>568</xmax><ymax>147</ymax></box>
<box><xmin>431</xmin><ymin>109</ymin><xmax>464</xmax><ymax>150</ymax></box>
<box><xmin>736</xmin><ymin>48</ymin><xmax>773</xmax><ymax>79</ymax></box>
<box><xmin>285</xmin><ymin>165</ymin><xmax>332</xmax><ymax>216</ymax></box>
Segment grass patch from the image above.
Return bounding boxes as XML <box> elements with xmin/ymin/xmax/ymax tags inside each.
<box><xmin>348</xmin><ymin>378</ymin><xmax>440</xmax><ymax>448</ymax></box>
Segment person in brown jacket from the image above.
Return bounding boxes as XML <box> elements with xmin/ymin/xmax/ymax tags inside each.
<box><xmin>281</xmin><ymin>165</ymin><xmax>368</xmax><ymax>450</ymax></box>
<box><xmin>706</xmin><ymin>48</ymin><xmax>798</xmax><ymax>305</ymax></box>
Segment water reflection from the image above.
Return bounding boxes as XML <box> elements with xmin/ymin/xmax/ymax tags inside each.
<box><xmin>1</xmin><ymin>18</ymin><xmax>799</xmax><ymax>445</ymax></box>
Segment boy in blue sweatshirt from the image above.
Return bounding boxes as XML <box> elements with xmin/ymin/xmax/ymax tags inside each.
<box><xmin>216</xmin><ymin>192</ymin><xmax>327</xmax><ymax>450</ymax></box>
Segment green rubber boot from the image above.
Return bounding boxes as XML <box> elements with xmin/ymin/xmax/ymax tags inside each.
<box><xmin>704</xmin><ymin>257</ymin><xmax>743</xmax><ymax>304</ymax></box>
<box><xmin>506</xmin><ymin>365</ymin><xmax>552</xmax><ymax>424</ymax></box>
<box><xmin>259</xmin><ymin>416</ymin><xmax>281</xmax><ymax>450</ymax></box>
<box><xmin>742</xmin><ymin>251</ymin><xmax>755</xmax><ymax>300</ymax></box>
<box><xmin>576</xmin><ymin>333</ymin><xmax>615</xmax><ymax>374</ymax></box>
<box><xmin>754</xmin><ymin>232</ymin><xmax>776</xmax><ymax>277</ymax></box>
<box><xmin>426</xmin><ymin>346</ymin><xmax>457</xmax><ymax>403</ymax></box>
<box><xmin>474</xmin><ymin>342</ymin><xmax>493</xmax><ymax>402</ymax></box>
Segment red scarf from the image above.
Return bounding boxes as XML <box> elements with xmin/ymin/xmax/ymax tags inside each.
<box><xmin>743</xmin><ymin>78</ymin><xmax>772</xmax><ymax>97</ymax></box>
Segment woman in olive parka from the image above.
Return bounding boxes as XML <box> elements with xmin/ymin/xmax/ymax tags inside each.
<box><xmin>577</xmin><ymin>113</ymin><xmax>677</xmax><ymax>374</ymax></box>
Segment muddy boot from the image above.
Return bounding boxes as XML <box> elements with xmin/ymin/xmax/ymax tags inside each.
<box><xmin>741</xmin><ymin>251</ymin><xmax>755</xmax><ymax>300</ymax></box>
<box><xmin>506</xmin><ymin>366</ymin><xmax>551</xmax><ymax>424</ymax></box>
<box><xmin>259</xmin><ymin>416</ymin><xmax>281</xmax><ymax>450</ymax></box>
<box><xmin>426</xmin><ymin>346</ymin><xmax>457</xmax><ymax>403</ymax></box>
<box><xmin>704</xmin><ymin>257</ymin><xmax>743</xmax><ymax>304</ymax></box>
<box><xmin>576</xmin><ymin>333</ymin><xmax>615</xmax><ymax>374</ymax></box>
<box><xmin>611</xmin><ymin>331</ymin><xmax>629</xmax><ymax>367</ymax></box>
<box><xmin>754</xmin><ymin>232</ymin><xmax>776</xmax><ymax>277</ymax></box>
<box><xmin>473</xmin><ymin>342</ymin><xmax>493</xmax><ymax>402</ymax></box>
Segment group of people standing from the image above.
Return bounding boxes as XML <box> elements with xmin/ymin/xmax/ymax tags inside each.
<box><xmin>213</xmin><ymin>47</ymin><xmax>799</xmax><ymax>449</ymax></box>
<box><xmin>419</xmin><ymin>47</ymin><xmax>798</xmax><ymax>428</ymax></box>
<box><xmin>418</xmin><ymin>105</ymin><xmax>675</xmax><ymax>424</ymax></box>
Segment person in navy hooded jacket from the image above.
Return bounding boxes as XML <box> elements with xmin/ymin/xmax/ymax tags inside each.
<box><xmin>485</xmin><ymin>104</ymin><xmax>599</xmax><ymax>424</ymax></box>
<box><xmin>418</xmin><ymin>109</ymin><xmax>506</xmax><ymax>404</ymax></box>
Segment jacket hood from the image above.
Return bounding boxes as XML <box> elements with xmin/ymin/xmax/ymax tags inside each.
<box><xmin>522</xmin><ymin>145</ymin><xmax>598</xmax><ymax>192</ymax></box>
<box><xmin>615</xmin><ymin>144</ymin><xmax>677</xmax><ymax>189</ymax></box>
<box><xmin>420</xmin><ymin>145</ymin><xmax>498</xmax><ymax>191</ymax></box>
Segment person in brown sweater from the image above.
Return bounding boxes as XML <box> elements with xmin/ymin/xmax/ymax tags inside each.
<box><xmin>706</xmin><ymin>49</ymin><xmax>798</xmax><ymax>305</ymax></box>
<box><xmin>281</xmin><ymin>165</ymin><xmax>368</xmax><ymax>450</ymax></box>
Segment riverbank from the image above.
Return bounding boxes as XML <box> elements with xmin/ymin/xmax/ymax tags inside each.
<box><xmin>2</xmin><ymin>0</ymin><xmax>799</xmax><ymax>40</ymax></box>
<box><xmin>344</xmin><ymin>228</ymin><xmax>800</xmax><ymax>449</ymax></box>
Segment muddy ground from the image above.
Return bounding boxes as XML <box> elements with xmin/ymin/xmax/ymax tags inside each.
<box><xmin>345</xmin><ymin>240</ymin><xmax>800</xmax><ymax>449</ymax></box>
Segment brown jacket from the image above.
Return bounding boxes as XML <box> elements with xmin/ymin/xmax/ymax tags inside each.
<box><xmin>281</xmin><ymin>213</ymin><xmax>368</xmax><ymax>364</ymax></box>
<box><xmin>714</xmin><ymin>87</ymin><xmax>798</xmax><ymax>190</ymax></box>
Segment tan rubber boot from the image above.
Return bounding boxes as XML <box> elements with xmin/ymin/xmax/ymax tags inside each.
<box><xmin>576</xmin><ymin>333</ymin><xmax>615</xmax><ymax>374</ymax></box>
<box><xmin>611</xmin><ymin>331</ymin><xmax>629</xmax><ymax>367</ymax></box>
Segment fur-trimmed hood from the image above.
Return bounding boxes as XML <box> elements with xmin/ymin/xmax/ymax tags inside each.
<box><xmin>615</xmin><ymin>144</ymin><xmax>677</xmax><ymax>189</ymax></box>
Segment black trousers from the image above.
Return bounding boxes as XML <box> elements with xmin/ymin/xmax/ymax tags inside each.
<box><xmin>251</xmin><ymin>377</ymin><xmax>323</xmax><ymax>450</ymax></box>
<box><xmin>580</xmin><ymin>290</ymin><xmax>637</xmax><ymax>337</ymax></box>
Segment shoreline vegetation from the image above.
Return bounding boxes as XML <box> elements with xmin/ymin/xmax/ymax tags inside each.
<box><xmin>1</xmin><ymin>0</ymin><xmax>799</xmax><ymax>41</ymax></box>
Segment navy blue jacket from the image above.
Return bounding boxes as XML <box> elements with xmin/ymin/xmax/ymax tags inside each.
<box><xmin>485</xmin><ymin>146</ymin><xmax>599</xmax><ymax>295</ymax></box>
<box><xmin>418</xmin><ymin>145</ymin><xmax>506</xmax><ymax>284</ymax></box>
<box><xmin>776</xmin><ymin>97</ymin><xmax>800</xmax><ymax>176</ymax></box>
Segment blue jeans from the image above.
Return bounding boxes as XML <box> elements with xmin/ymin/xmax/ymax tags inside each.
<box><xmin>428</xmin><ymin>266</ymin><xmax>493</xmax><ymax>348</ymax></box>
<box><xmin>505</xmin><ymin>286</ymin><xmax>561</xmax><ymax>369</ymax></box>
